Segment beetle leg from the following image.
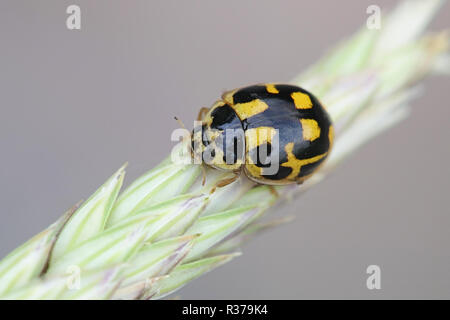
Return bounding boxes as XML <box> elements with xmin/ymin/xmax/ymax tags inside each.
<box><xmin>200</xmin><ymin>164</ymin><xmax>207</xmax><ymax>186</ymax></box>
<box><xmin>197</xmin><ymin>107</ymin><xmax>209</xmax><ymax>121</ymax></box>
<box><xmin>216</xmin><ymin>173</ymin><xmax>240</xmax><ymax>188</ymax></box>
<box><xmin>268</xmin><ymin>185</ymin><xmax>279</xmax><ymax>196</ymax></box>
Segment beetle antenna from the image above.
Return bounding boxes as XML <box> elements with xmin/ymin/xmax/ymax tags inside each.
<box><xmin>174</xmin><ymin>116</ymin><xmax>186</xmax><ymax>130</ymax></box>
<box><xmin>174</xmin><ymin>115</ymin><xmax>192</xmax><ymax>153</ymax></box>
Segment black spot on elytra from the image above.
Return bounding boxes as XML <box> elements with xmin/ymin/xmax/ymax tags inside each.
<box><xmin>210</xmin><ymin>105</ymin><xmax>240</xmax><ymax>130</ymax></box>
<box><xmin>263</xmin><ymin>165</ymin><xmax>292</xmax><ymax>180</ymax></box>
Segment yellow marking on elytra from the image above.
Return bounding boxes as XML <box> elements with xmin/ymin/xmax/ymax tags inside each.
<box><xmin>245</xmin><ymin>127</ymin><xmax>277</xmax><ymax>151</ymax></box>
<box><xmin>281</xmin><ymin>142</ymin><xmax>327</xmax><ymax>180</ymax></box>
<box><xmin>300</xmin><ymin>119</ymin><xmax>321</xmax><ymax>141</ymax></box>
<box><xmin>244</xmin><ymin>163</ymin><xmax>263</xmax><ymax>179</ymax></box>
<box><xmin>291</xmin><ymin>91</ymin><xmax>313</xmax><ymax>109</ymax></box>
<box><xmin>244</xmin><ymin>127</ymin><xmax>277</xmax><ymax>180</ymax></box>
<box><xmin>266</xmin><ymin>84</ymin><xmax>279</xmax><ymax>94</ymax></box>
<box><xmin>222</xmin><ymin>89</ymin><xmax>237</xmax><ymax>105</ymax></box>
<box><xmin>328</xmin><ymin>125</ymin><xmax>334</xmax><ymax>147</ymax></box>
<box><xmin>233</xmin><ymin>99</ymin><xmax>269</xmax><ymax>120</ymax></box>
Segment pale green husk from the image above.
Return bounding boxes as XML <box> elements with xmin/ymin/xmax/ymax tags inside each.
<box><xmin>0</xmin><ymin>0</ymin><xmax>448</xmax><ymax>299</ymax></box>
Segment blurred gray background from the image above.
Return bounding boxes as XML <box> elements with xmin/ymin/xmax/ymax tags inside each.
<box><xmin>0</xmin><ymin>0</ymin><xmax>449</xmax><ymax>299</ymax></box>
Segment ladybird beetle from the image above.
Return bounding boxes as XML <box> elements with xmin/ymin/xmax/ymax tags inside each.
<box><xmin>192</xmin><ymin>84</ymin><xmax>333</xmax><ymax>185</ymax></box>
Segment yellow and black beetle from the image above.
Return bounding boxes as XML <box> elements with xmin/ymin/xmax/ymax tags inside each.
<box><xmin>192</xmin><ymin>84</ymin><xmax>333</xmax><ymax>185</ymax></box>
